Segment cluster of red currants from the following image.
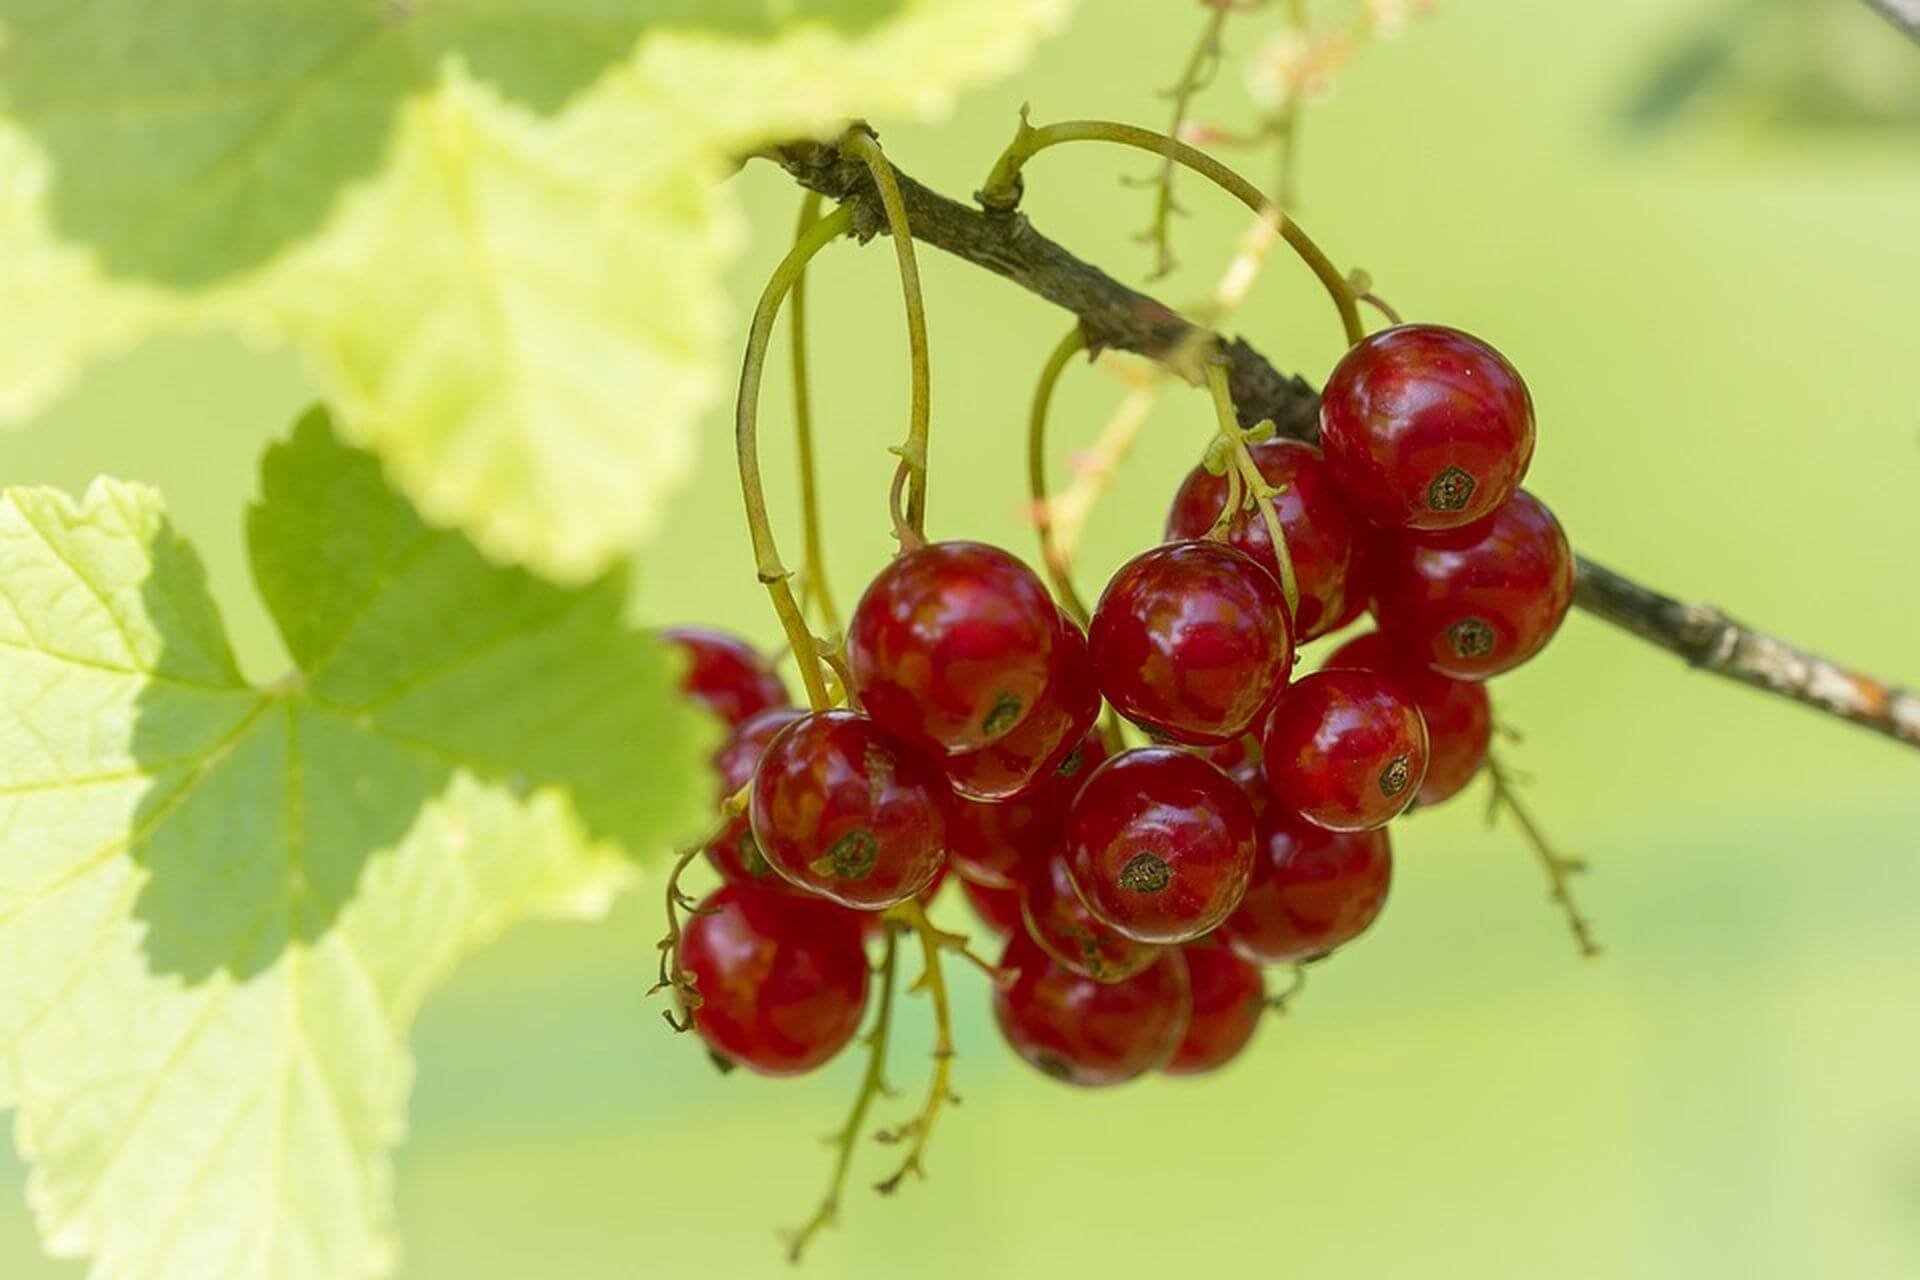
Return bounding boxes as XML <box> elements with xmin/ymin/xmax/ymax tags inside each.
<box><xmin>665</xmin><ymin>324</ymin><xmax>1575</xmax><ymax>1087</ymax></box>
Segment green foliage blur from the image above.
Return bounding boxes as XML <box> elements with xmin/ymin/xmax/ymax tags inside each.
<box><xmin>4</xmin><ymin>0</ymin><xmax>1917</xmax><ymax>1275</ymax></box>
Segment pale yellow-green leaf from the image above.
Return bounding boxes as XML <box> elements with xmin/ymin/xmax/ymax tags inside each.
<box><xmin>0</xmin><ymin>415</ymin><xmax>716</xmax><ymax>1279</ymax></box>
<box><xmin>0</xmin><ymin>0</ymin><xmax>1075</xmax><ymax>582</ymax></box>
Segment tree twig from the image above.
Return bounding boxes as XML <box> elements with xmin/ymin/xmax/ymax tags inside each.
<box><xmin>1861</xmin><ymin>0</ymin><xmax>1920</xmax><ymax>44</ymax></box>
<box><xmin>1573</xmin><ymin>558</ymin><xmax>1920</xmax><ymax>749</ymax></box>
<box><xmin>1485</xmin><ymin>754</ymin><xmax>1601</xmax><ymax>958</ymax></box>
<box><xmin>762</xmin><ymin>136</ymin><xmax>1920</xmax><ymax>757</ymax></box>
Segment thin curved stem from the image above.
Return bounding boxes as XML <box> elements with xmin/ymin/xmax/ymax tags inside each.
<box><xmin>875</xmin><ymin>899</ymin><xmax>955</xmax><ymax>1194</ymax></box>
<box><xmin>786</xmin><ymin>930</ymin><xmax>899</xmax><ymax>1262</ymax></box>
<box><xmin>789</xmin><ymin>191</ymin><xmax>842</xmax><ymax>637</ymax></box>
<box><xmin>1485</xmin><ymin>753</ymin><xmax>1601</xmax><ymax>958</ymax></box>
<box><xmin>1136</xmin><ymin>0</ymin><xmax>1234</xmax><ymax>277</ymax></box>
<box><xmin>1027</xmin><ymin>326</ymin><xmax>1094</xmax><ymax>626</ymax></box>
<box><xmin>980</xmin><ymin>117</ymin><xmax>1365</xmax><ymax>347</ymax></box>
<box><xmin>1205</xmin><ymin>361</ymin><xmax>1299</xmax><ymax>614</ymax></box>
<box><xmin>845</xmin><ymin>130</ymin><xmax>934</xmax><ymax>540</ymax></box>
<box><xmin>737</xmin><ymin>203</ymin><xmax>855</xmax><ymax>710</ymax></box>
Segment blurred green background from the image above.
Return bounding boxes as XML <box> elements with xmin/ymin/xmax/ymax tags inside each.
<box><xmin>5</xmin><ymin>0</ymin><xmax>1918</xmax><ymax>1275</ymax></box>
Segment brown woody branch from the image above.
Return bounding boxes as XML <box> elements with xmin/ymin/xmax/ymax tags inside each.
<box><xmin>762</xmin><ymin>137</ymin><xmax>1920</xmax><ymax>754</ymax></box>
<box><xmin>1862</xmin><ymin>0</ymin><xmax>1920</xmax><ymax>44</ymax></box>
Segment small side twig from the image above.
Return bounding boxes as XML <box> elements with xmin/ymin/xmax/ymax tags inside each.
<box><xmin>1133</xmin><ymin>0</ymin><xmax>1237</xmax><ymax>276</ymax></box>
<box><xmin>1267</xmin><ymin>962</ymin><xmax>1308</xmax><ymax>1015</ymax></box>
<box><xmin>785</xmin><ymin>930</ymin><xmax>901</xmax><ymax>1263</ymax></box>
<box><xmin>873</xmin><ymin>899</ymin><xmax>963</xmax><ymax>1194</ymax></box>
<box><xmin>1485</xmin><ymin>754</ymin><xmax>1601</xmax><ymax>959</ymax></box>
<box><xmin>651</xmin><ymin>793</ymin><xmax>747</xmax><ymax>1028</ymax></box>
<box><xmin>651</xmin><ymin>843</ymin><xmax>713</xmax><ymax>1031</ymax></box>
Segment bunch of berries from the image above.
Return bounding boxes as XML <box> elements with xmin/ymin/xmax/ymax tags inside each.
<box><xmin>666</xmin><ymin>324</ymin><xmax>1573</xmax><ymax>1086</ymax></box>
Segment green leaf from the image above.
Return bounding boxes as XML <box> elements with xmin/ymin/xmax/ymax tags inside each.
<box><xmin>0</xmin><ymin>0</ymin><xmax>1075</xmax><ymax>582</ymax></box>
<box><xmin>0</xmin><ymin>410</ymin><xmax>718</xmax><ymax>1278</ymax></box>
<box><xmin>0</xmin><ymin>0</ymin><xmax>904</xmax><ymax>285</ymax></box>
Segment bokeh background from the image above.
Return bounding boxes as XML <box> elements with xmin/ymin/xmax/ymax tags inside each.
<box><xmin>4</xmin><ymin>0</ymin><xmax>1918</xmax><ymax>1275</ymax></box>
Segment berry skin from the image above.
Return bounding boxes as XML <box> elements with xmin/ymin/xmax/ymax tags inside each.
<box><xmin>1220</xmin><ymin>807</ymin><xmax>1392</xmax><ymax>964</ymax></box>
<box><xmin>1325</xmin><ymin>631</ymin><xmax>1491</xmax><ymax>807</ymax></box>
<box><xmin>1319</xmin><ymin>324</ymin><xmax>1535</xmax><ymax>531</ymax></box>
<box><xmin>1369</xmin><ymin>489</ymin><xmax>1575</xmax><ymax>680</ymax></box>
<box><xmin>1262</xmin><ymin>669</ymin><xmax>1429</xmax><ymax>832</ymax></box>
<box><xmin>992</xmin><ymin>930</ymin><xmax>1191</xmax><ymax>1087</ymax></box>
<box><xmin>749</xmin><ymin>711</ymin><xmax>948</xmax><ymax>910</ymax></box>
<box><xmin>663</xmin><ymin>626</ymin><xmax>790</xmax><ymax>728</ymax></box>
<box><xmin>1065</xmin><ymin>747</ymin><xmax>1257</xmax><ymax>945</ymax></box>
<box><xmin>947</xmin><ymin>728</ymin><xmax>1109</xmax><ymax>889</ymax></box>
<box><xmin>1164</xmin><ymin>439</ymin><xmax>1363</xmax><ymax>639</ymax></box>
<box><xmin>959</xmin><ymin>876</ymin><xmax>1025</xmax><ymax>938</ymax></box>
<box><xmin>1163</xmin><ymin>939</ymin><xmax>1266</xmax><ymax>1076</ymax></box>
<box><xmin>1020</xmin><ymin>854</ymin><xmax>1163</xmax><ymax>983</ymax></box>
<box><xmin>1088</xmin><ymin>540</ymin><xmax>1295</xmax><ymax>746</ymax></box>
<box><xmin>681</xmin><ymin>884</ymin><xmax>870</xmax><ymax>1076</ymax></box>
<box><xmin>944</xmin><ymin>613</ymin><xmax>1101</xmax><ymax>802</ymax></box>
<box><xmin>1199</xmin><ymin>735</ymin><xmax>1260</xmax><ymax>776</ymax></box>
<box><xmin>706</xmin><ymin>707</ymin><xmax>807</xmax><ymax>888</ymax></box>
<box><xmin>847</xmin><ymin>541</ymin><xmax>1059</xmax><ymax>755</ymax></box>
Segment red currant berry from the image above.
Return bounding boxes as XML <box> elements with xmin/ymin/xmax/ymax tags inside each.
<box><xmin>992</xmin><ymin>930</ymin><xmax>1191</xmax><ymax>1087</ymax></box>
<box><xmin>1164</xmin><ymin>439</ymin><xmax>1363</xmax><ymax>639</ymax></box>
<box><xmin>947</xmin><ymin>728</ymin><xmax>1109</xmax><ymax>889</ymax></box>
<box><xmin>1220</xmin><ymin>809</ymin><xmax>1391</xmax><ymax>964</ymax></box>
<box><xmin>1020</xmin><ymin>854</ymin><xmax>1162</xmax><ymax>983</ymax></box>
<box><xmin>663</xmin><ymin>626</ymin><xmax>790</xmax><ymax>728</ymax></box>
<box><xmin>1319</xmin><ymin>324</ymin><xmax>1535</xmax><ymax>531</ymax></box>
<box><xmin>749</xmin><ymin>711</ymin><xmax>948</xmax><ymax>909</ymax></box>
<box><xmin>706</xmin><ymin>707</ymin><xmax>807</xmax><ymax>888</ymax></box>
<box><xmin>1262</xmin><ymin>669</ymin><xmax>1429</xmax><ymax>832</ymax></box>
<box><xmin>944</xmin><ymin>613</ymin><xmax>1100</xmax><ymax>802</ymax></box>
<box><xmin>1370</xmin><ymin>489</ymin><xmax>1574</xmax><ymax>680</ymax></box>
<box><xmin>1322</xmin><ymin>524</ymin><xmax>1377</xmax><ymax>635</ymax></box>
<box><xmin>1325</xmin><ymin>631</ymin><xmax>1490</xmax><ymax>807</ymax></box>
<box><xmin>1065</xmin><ymin>747</ymin><xmax>1257</xmax><ymax>945</ymax></box>
<box><xmin>959</xmin><ymin>876</ymin><xmax>1024</xmax><ymax>937</ymax></box>
<box><xmin>1163</xmin><ymin>939</ymin><xmax>1266</xmax><ymax>1076</ymax></box>
<box><xmin>1088</xmin><ymin>541</ymin><xmax>1294</xmax><ymax>746</ymax></box>
<box><xmin>681</xmin><ymin>884</ymin><xmax>870</xmax><ymax>1075</ymax></box>
<box><xmin>1198</xmin><ymin>735</ymin><xmax>1258</xmax><ymax>773</ymax></box>
<box><xmin>847</xmin><ymin>541</ymin><xmax>1059</xmax><ymax>754</ymax></box>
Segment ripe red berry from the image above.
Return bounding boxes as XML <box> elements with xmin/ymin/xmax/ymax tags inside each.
<box><xmin>847</xmin><ymin>541</ymin><xmax>1059</xmax><ymax>754</ymax></box>
<box><xmin>1020</xmin><ymin>854</ymin><xmax>1163</xmax><ymax>983</ymax></box>
<box><xmin>1262</xmin><ymin>669</ymin><xmax>1429</xmax><ymax>832</ymax></box>
<box><xmin>706</xmin><ymin>707</ymin><xmax>807</xmax><ymax>888</ymax></box>
<box><xmin>1088</xmin><ymin>541</ymin><xmax>1294</xmax><ymax>746</ymax></box>
<box><xmin>1325</xmin><ymin>631</ymin><xmax>1491</xmax><ymax>807</ymax></box>
<box><xmin>947</xmin><ymin>728</ymin><xmax>1109</xmax><ymax>889</ymax></box>
<box><xmin>1323</xmin><ymin>525</ymin><xmax>1377</xmax><ymax>635</ymax></box>
<box><xmin>944</xmin><ymin>613</ymin><xmax>1100</xmax><ymax>802</ymax></box>
<box><xmin>959</xmin><ymin>876</ymin><xmax>1024</xmax><ymax>937</ymax></box>
<box><xmin>992</xmin><ymin>930</ymin><xmax>1191</xmax><ymax>1087</ymax></box>
<box><xmin>1065</xmin><ymin>747</ymin><xmax>1257</xmax><ymax>945</ymax></box>
<box><xmin>1369</xmin><ymin>489</ymin><xmax>1574</xmax><ymax>680</ymax></box>
<box><xmin>1163</xmin><ymin>939</ymin><xmax>1266</xmax><ymax>1076</ymax></box>
<box><xmin>1319</xmin><ymin>324</ymin><xmax>1535</xmax><ymax>530</ymax></box>
<box><xmin>1220</xmin><ymin>809</ymin><xmax>1392</xmax><ymax>964</ymax></box>
<box><xmin>681</xmin><ymin>884</ymin><xmax>870</xmax><ymax>1075</ymax></box>
<box><xmin>749</xmin><ymin>710</ymin><xmax>948</xmax><ymax>909</ymax></box>
<box><xmin>1164</xmin><ymin>439</ymin><xmax>1363</xmax><ymax>639</ymax></box>
<box><xmin>663</xmin><ymin>626</ymin><xmax>790</xmax><ymax>728</ymax></box>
